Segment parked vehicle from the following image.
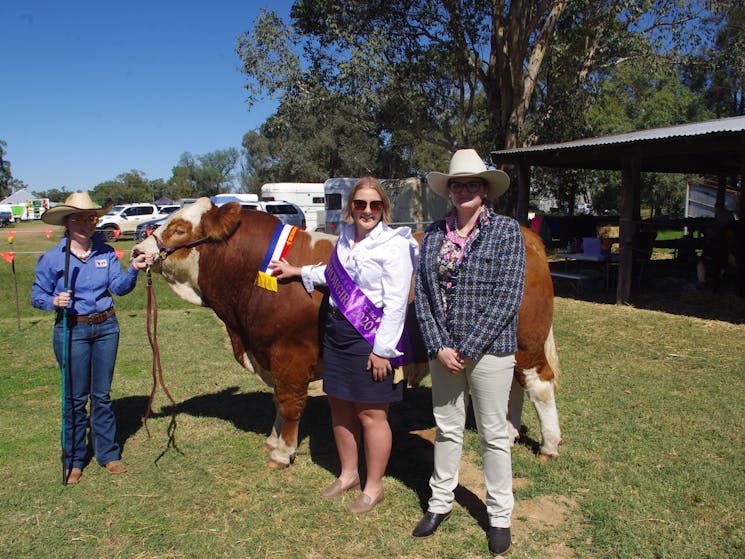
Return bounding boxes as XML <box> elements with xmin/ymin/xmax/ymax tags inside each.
<box><xmin>130</xmin><ymin>205</ymin><xmax>184</xmax><ymax>242</ymax></box>
<box><xmin>156</xmin><ymin>204</ymin><xmax>180</xmax><ymax>216</ymax></box>
<box><xmin>260</xmin><ymin>182</ymin><xmax>324</xmax><ymax>231</ymax></box>
<box><xmin>134</xmin><ymin>198</ymin><xmax>307</xmax><ymax>244</ymax></box>
<box><xmin>322</xmin><ymin>178</ymin><xmax>358</xmax><ymax>234</ymax></box>
<box><xmin>0</xmin><ymin>206</ymin><xmax>12</xmax><ymax>227</ymax></box>
<box><xmin>211</xmin><ymin>193</ymin><xmax>259</xmax><ymax>205</ymax></box>
<box><xmin>258</xmin><ymin>200</ymin><xmax>306</xmax><ymax>229</ymax></box>
<box><xmin>134</xmin><ymin>215</ymin><xmax>169</xmax><ymax>242</ymax></box>
<box><xmin>96</xmin><ymin>203</ymin><xmax>160</xmax><ymax>241</ymax></box>
<box><xmin>0</xmin><ymin>203</ymin><xmax>28</xmax><ymax>223</ymax></box>
<box><xmin>211</xmin><ymin>196</ymin><xmax>307</xmax><ymax>229</ymax></box>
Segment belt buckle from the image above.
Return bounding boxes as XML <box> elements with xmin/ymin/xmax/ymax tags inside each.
<box><xmin>87</xmin><ymin>311</ymin><xmax>103</xmax><ymax>324</ymax></box>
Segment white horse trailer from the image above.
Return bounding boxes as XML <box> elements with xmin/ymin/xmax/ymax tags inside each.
<box><xmin>260</xmin><ymin>183</ymin><xmax>325</xmax><ymax>231</ymax></box>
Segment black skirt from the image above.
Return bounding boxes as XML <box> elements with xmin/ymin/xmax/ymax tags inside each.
<box><xmin>322</xmin><ymin>309</ymin><xmax>404</xmax><ymax>403</ymax></box>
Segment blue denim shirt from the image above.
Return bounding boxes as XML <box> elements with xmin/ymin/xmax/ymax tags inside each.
<box><xmin>32</xmin><ymin>234</ymin><xmax>140</xmax><ymax>315</ymax></box>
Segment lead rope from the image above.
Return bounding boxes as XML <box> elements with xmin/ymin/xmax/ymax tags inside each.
<box><xmin>143</xmin><ymin>267</ymin><xmax>183</xmax><ymax>463</ymax></box>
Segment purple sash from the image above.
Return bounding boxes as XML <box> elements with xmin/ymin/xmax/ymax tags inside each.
<box><xmin>324</xmin><ymin>246</ymin><xmax>412</xmax><ymax>368</ymax></box>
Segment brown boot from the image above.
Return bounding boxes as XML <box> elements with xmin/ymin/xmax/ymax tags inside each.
<box><xmin>104</xmin><ymin>460</ymin><xmax>128</xmax><ymax>474</ymax></box>
<box><xmin>65</xmin><ymin>467</ymin><xmax>82</xmax><ymax>485</ymax></box>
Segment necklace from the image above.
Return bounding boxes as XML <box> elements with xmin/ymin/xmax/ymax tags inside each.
<box><xmin>71</xmin><ymin>244</ymin><xmax>92</xmax><ymax>261</ymax></box>
<box><xmin>454</xmin><ymin>216</ymin><xmax>471</xmax><ymax>239</ymax></box>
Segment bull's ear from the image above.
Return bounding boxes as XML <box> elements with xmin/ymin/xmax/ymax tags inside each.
<box><xmin>203</xmin><ymin>202</ymin><xmax>241</xmax><ymax>241</ymax></box>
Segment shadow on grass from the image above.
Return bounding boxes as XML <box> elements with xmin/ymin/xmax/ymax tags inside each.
<box><xmin>112</xmin><ymin>383</ymin><xmax>497</xmax><ymax>530</ymax></box>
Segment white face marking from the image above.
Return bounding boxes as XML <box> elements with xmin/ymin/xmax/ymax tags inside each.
<box><xmin>132</xmin><ymin>198</ymin><xmax>214</xmax><ymax>306</ymax></box>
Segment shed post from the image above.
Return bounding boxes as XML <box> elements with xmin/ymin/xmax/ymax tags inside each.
<box><xmin>516</xmin><ymin>162</ymin><xmax>531</xmax><ymax>226</ymax></box>
<box><xmin>617</xmin><ymin>154</ymin><xmax>640</xmax><ymax>304</ymax></box>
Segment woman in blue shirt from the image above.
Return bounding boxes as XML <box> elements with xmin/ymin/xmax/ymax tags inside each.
<box><xmin>32</xmin><ymin>193</ymin><xmax>152</xmax><ymax>484</ymax></box>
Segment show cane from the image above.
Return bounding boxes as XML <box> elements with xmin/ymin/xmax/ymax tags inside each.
<box><xmin>60</xmin><ymin>236</ymin><xmax>73</xmax><ymax>485</ymax></box>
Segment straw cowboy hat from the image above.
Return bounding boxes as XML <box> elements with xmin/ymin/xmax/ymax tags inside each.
<box><xmin>41</xmin><ymin>192</ymin><xmax>112</xmax><ymax>226</ymax></box>
<box><xmin>427</xmin><ymin>148</ymin><xmax>510</xmax><ymax>200</ymax></box>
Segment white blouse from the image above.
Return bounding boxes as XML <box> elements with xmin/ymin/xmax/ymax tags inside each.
<box><xmin>301</xmin><ymin>221</ymin><xmax>419</xmax><ymax>358</ymax></box>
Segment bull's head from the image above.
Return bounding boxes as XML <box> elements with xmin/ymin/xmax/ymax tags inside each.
<box><xmin>132</xmin><ymin>198</ymin><xmax>241</xmax><ymax>306</ymax></box>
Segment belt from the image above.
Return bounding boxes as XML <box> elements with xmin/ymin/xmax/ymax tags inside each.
<box><xmin>328</xmin><ymin>305</ymin><xmax>382</xmax><ymax>320</ymax></box>
<box><xmin>328</xmin><ymin>306</ymin><xmax>346</xmax><ymax>320</ymax></box>
<box><xmin>75</xmin><ymin>307</ymin><xmax>116</xmax><ymax>325</ymax></box>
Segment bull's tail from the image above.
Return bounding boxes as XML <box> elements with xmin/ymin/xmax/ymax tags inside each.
<box><xmin>544</xmin><ymin>325</ymin><xmax>561</xmax><ymax>390</ymax></box>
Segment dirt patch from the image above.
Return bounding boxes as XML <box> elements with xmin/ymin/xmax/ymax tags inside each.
<box><xmin>411</xmin><ymin>427</ymin><xmax>578</xmax><ymax>559</ymax></box>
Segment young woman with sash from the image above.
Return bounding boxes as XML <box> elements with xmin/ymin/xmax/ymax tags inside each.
<box><xmin>270</xmin><ymin>176</ymin><xmax>418</xmax><ymax>514</ymax></box>
<box><xmin>412</xmin><ymin>150</ymin><xmax>525</xmax><ymax>556</ymax></box>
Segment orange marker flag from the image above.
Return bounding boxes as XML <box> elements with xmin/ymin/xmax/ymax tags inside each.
<box><xmin>4</xmin><ymin>251</ymin><xmax>20</xmax><ymax>331</ymax></box>
<box><xmin>113</xmin><ymin>229</ymin><xmax>121</xmax><ymax>239</ymax></box>
<box><xmin>115</xmin><ymin>249</ymin><xmax>124</xmax><ymax>260</ymax></box>
<box><xmin>8</xmin><ymin>230</ymin><xmax>15</xmax><ymax>237</ymax></box>
<box><xmin>45</xmin><ymin>230</ymin><xmax>53</xmax><ymax>239</ymax></box>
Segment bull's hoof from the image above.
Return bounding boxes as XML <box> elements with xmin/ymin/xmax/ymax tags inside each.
<box><xmin>266</xmin><ymin>451</ymin><xmax>296</xmax><ymax>469</ymax></box>
<box><xmin>538</xmin><ymin>452</ymin><xmax>558</xmax><ymax>462</ymax></box>
<box><xmin>266</xmin><ymin>458</ymin><xmax>290</xmax><ymax>470</ymax></box>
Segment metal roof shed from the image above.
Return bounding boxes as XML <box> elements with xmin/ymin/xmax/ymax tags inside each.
<box><xmin>491</xmin><ymin>115</ymin><xmax>745</xmax><ymax>304</ymax></box>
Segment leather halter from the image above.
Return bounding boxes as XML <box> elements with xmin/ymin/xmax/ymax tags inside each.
<box><xmin>150</xmin><ymin>219</ymin><xmax>240</xmax><ymax>261</ymax></box>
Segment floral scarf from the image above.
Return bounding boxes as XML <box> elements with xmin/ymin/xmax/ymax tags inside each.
<box><xmin>436</xmin><ymin>206</ymin><xmax>489</xmax><ymax>315</ymax></box>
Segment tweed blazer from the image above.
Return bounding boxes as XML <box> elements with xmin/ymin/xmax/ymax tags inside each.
<box><xmin>414</xmin><ymin>208</ymin><xmax>525</xmax><ymax>361</ymax></box>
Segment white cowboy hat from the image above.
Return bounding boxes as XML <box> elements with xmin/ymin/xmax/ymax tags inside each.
<box><xmin>41</xmin><ymin>192</ymin><xmax>112</xmax><ymax>226</ymax></box>
<box><xmin>427</xmin><ymin>148</ymin><xmax>510</xmax><ymax>200</ymax></box>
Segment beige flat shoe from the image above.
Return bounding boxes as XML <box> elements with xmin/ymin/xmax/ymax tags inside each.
<box><xmin>348</xmin><ymin>491</ymin><xmax>384</xmax><ymax>514</ymax></box>
<box><xmin>320</xmin><ymin>474</ymin><xmax>360</xmax><ymax>499</ymax></box>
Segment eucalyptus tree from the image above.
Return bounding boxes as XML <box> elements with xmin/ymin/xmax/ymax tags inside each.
<box><xmin>32</xmin><ymin>188</ymin><xmax>70</xmax><ymax>203</ymax></box>
<box><xmin>691</xmin><ymin>0</ymin><xmax>745</xmax><ymax>116</ymax></box>
<box><xmin>90</xmin><ymin>170</ymin><xmax>158</xmax><ymax>206</ymax></box>
<box><xmin>238</xmin><ymin>2</ymin><xmax>705</xmax><ymax>154</ymax></box>
<box><xmin>169</xmin><ymin>149</ymin><xmax>240</xmax><ymax>198</ymax></box>
<box><xmin>0</xmin><ymin>140</ymin><xmax>11</xmax><ymax>199</ymax></box>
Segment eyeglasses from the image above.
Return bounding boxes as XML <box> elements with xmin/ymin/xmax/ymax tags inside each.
<box><xmin>69</xmin><ymin>215</ymin><xmax>99</xmax><ymax>224</ymax></box>
<box><xmin>448</xmin><ymin>181</ymin><xmax>485</xmax><ymax>193</ymax></box>
<box><xmin>352</xmin><ymin>199</ymin><xmax>384</xmax><ymax>212</ymax></box>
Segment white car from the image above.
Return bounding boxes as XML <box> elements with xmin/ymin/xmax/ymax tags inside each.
<box><xmin>96</xmin><ymin>203</ymin><xmax>160</xmax><ymax>241</ymax></box>
<box><xmin>211</xmin><ymin>196</ymin><xmax>307</xmax><ymax>229</ymax></box>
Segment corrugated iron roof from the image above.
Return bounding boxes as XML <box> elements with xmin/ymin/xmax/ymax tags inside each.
<box><xmin>493</xmin><ymin>115</ymin><xmax>745</xmax><ymax>156</ymax></box>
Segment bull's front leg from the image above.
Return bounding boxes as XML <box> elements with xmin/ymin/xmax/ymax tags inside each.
<box><xmin>263</xmin><ymin>344</ymin><xmax>315</xmax><ymax>468</ymax></box>
<box><xmin>265</xmin><ymin>382</ymin><xmax>309</xmax><ymax>469</ymax></box>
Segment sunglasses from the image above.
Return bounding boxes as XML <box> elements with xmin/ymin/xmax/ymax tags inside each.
<box><xmin>69</xmin><ymin>215</ymin><xmax>99</xmax><ymax>224</ymax></box>
<box><xmin>352</xmin><ymin>199</ymin><xmax>384</xmax><ymax>212</ymax></box>
<box><xmin>448</xmin><ymin>181</ymin><xmax>485</xmax><ymax>193</ymax></box>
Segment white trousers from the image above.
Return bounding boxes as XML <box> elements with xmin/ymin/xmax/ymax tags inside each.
<box><xmin>427</xmin><ymin>352</ymin><xmax>515</xmax><ymax>528</ymax></box>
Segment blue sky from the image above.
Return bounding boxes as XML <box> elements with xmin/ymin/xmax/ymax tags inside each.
<box><xmin>1</xmin><ymin>0</ymin><xmax>293</xmax><ymax>194</ymax></box>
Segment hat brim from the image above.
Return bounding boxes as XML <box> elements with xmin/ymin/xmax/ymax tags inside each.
<box><xmin>427</xmin><ymin>169</ymin><xmax>510</xmax><ymax>200</ymax></box>
<box><xmin>41</xmin><ymin>204</ymin><xmax>112</xmax><ymax>226</ymax></box>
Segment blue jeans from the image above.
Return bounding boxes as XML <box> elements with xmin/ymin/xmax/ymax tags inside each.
<box><xmin>54</xmin><ymin>315</ymin><xmax>121</xmax><ymax>468</ymax></box>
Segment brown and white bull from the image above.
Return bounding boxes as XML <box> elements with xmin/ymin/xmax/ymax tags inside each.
<box><xmin>132</xmin><ymin>198</ymin><xmax>561</xmax><ymax>467</ymax></box>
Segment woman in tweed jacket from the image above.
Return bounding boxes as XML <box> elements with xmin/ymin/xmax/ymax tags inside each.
<box><xmin>412</xmin><ymin>149</ymin><xmax>525</xmax><ymax>557</ymax></box>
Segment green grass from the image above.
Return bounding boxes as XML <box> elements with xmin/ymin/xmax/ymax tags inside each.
<box><xmin>1</xmin><ymin>221</ymin><xmax>743</xmax><ymax>558</ymax></box>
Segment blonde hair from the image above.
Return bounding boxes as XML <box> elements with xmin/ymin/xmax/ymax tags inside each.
<box><xmin>343</xmin><ymin>176</ymin><xmax>392</xmax><ymax>223</ymax></box>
